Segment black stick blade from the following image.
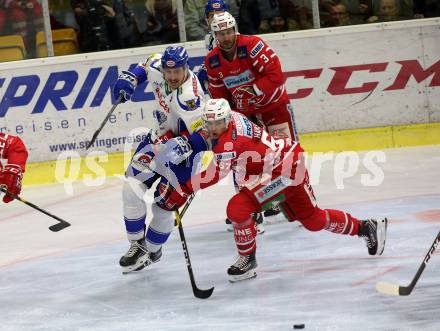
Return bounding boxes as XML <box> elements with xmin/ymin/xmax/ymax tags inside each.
<box><xmin>48</xmin><ymin>222</ymin><xmax>71</xmax><ymax>232</ymax></box>
<box><xmin>193</xmin><ymin>286</ymin><xmax>214</xmax><ymax>299</ymax></box>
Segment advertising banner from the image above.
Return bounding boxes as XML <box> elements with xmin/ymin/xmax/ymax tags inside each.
<box><xmin>0</xmin><ymin>19</ymin><xmax>439</xmax><ymax>162</ymax></box>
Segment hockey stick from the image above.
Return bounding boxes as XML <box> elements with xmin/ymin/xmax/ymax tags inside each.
<box><xmin>288</xmin><ymin>101</ymin><xmax>300</xmax><ymax>142</ymax></box>
<box><xmin>175</xmin><ymin>193</ymin><xmax>215</xmax><ymax>299</ymax></box>
<box><xmin>86</xmin><ymin>94</ymin><xmax>124</xmax><ymax>150</ymax></box>
<box><xmin>0</xmin><ymin>186</ymin><xmax>71</xmax><ymax>232</ymax></box>
<box><xmin>376</xmin><ymin>231</ymin><xmax>440</xmax><ymax>296</ymax></box>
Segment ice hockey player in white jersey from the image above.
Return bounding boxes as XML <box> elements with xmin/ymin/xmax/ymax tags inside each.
<box><xmin>112</xmin><ymin>46</ymin><xmax>206</xmax><ymax>273</ymax></box>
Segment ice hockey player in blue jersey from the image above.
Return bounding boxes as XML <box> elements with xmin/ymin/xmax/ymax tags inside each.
<box><xmin>112</xmin><ymin>46</ymin><xmax>207</xmax><ymax>273</ymax></box>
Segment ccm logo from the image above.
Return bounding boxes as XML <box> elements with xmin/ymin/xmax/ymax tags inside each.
<box><xmin>284</xmin><ymin>59</ymin><xmax>440</xmax><ymax>100</ymax></box>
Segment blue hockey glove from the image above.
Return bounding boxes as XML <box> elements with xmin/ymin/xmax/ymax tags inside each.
<box><xmin>113</xmin><ymin>70</ymin><xmax>137</xmax><ymax>103</ymax></box>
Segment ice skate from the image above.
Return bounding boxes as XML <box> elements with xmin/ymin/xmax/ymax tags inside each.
<box><xmin>225</xmin><ymin>218</ymin><xmax>233</xmax><ymax>232</ymax></box>
<box><xmin>120</xmin><ymin>239</ymin><xmax>149</xmax><ymax>273</ymax></box>
<box><xmin>144</xmin><ymin>247</ymin><xmax>162</xmax><ymax>268</ymax></box>
<box><xmin>358</xmin><ymin>218</ymin><xmax>388</xmax><ymax>255</ymax></box>
<box><xmin>227</xmin><ymin>252</ymin><xmax>258</xmax><ymax>282</ymax></box>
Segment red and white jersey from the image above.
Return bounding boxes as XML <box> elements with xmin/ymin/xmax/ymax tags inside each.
<box><xmin>193</xmin><ymin>111</ymin><xmax>302</xmax><ymax>191</ymax></box>
<box><xmin>0</xmin><ymin>133</ymin><xmax>28</xmax><ymax>171</ymax></box>
<box><xmin>205</xmin><ymin>34</ymin><xmax>288</xmax><ymax>115</ymax></box>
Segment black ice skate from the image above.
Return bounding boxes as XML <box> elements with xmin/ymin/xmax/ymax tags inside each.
<box><xmin>358</xmin><ymin>218</ymin><xmax>388</xmax><ymax>255</ymax></box>
<box><xmin>225</xmin><ymin>218</ymin><xmax>233</xmax><ymax>232</ymax></box>
<box><xmin>144</xmin><ymin>247</ymin><xmax>162</xmax><ymax>268</ymax></box>
<box><xmin>255</xmin><ymin>213</ymin><xmax>265</xmax><ymax>235</ymax></box>
<box><xmin>227</xmin><ymin>252</ymin><xmax>258</xmax><ymax>283</ymax></box>
<box><xmin>120</xmin><ymin>239</ymin><xmax>150</xmax><ymax>274</ymax></box>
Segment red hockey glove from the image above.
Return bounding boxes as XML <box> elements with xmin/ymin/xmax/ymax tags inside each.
<box><xmin>155</xmin><ymin>130</ymin><xmax>174</xmax><ymax>143</ymax></box>
<box><xmin>232</xmin><ymin>86</ymin><xmax>259</xmax><ymax>112</ymax></box>
<box><xmin>157</xmin><ymin>180</ymin><xmax>193</xmax><ymax>211</ymax></box>
<box><xmin>0</xmin><ymin>164</ymin><xmax>23</xmax><ymax>203</ymax></box>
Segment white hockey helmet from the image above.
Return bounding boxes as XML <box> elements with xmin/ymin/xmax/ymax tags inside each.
<box><xmin>210</xmin><ymin>11</ymin><xmax>237</xmax><ymax>32</ymax></box>
<box><xmin>202</xmin><ymin>98</ymin><xmax>231</xmax><ymax>124</ymax></box>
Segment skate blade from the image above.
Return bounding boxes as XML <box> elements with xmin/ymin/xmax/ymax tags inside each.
<box><xmin>228</xmin><ymin>270</ymin><xmax>257</xmax><ymax>283</ymax></box>
<box><xmin>376</xmin><ymin>218</ymin><xmax>388</xmax><ymax>256</ymax></box>
<box><xmin>121</xmin><ymin>256</ymin><xmax>149</xmax><ymax>275</ymax></box>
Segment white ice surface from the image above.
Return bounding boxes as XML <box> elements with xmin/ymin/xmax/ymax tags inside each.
<box><xmin>1</xmin><ymin>145</ymin><xmax>439</xmax><ymax>331</ymax></box>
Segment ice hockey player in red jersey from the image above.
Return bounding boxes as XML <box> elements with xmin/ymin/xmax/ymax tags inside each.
<box><xmin>0</xmin><ymin>133</ymin><xmax>28</xmax><ymax>203</ymax></box>
<box><xmin>205</xmin><ymin>11</ymin><xmax>298</xmax><ymax>222</ymax></box>
<box><xmin>163</xmin><ymin>99</ymin><xmax>388</xmax><ymax>282</ymax></box>
<box><xmin>205</xmin><ymin>11</ymin><xmax>297</xmax><ymax>141</ymax></box>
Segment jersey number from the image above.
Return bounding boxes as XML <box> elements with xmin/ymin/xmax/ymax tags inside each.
<box><xmin>261</xmin><ymin>131</ymin><xmax>284</xmax><ymax>151</ymax></box>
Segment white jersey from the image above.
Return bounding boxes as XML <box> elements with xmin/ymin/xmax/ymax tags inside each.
<box><xmin>137</xmin><ymin>54</ymin><xmax>205</xmax><ymax>137</ymax></box>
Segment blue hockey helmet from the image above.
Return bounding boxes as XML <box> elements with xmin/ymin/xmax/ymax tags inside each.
<box><xmin>161</xmin><ymin>46</ymin><xmax>189</xmax><ymax>69</ymax></box>
<box><xmin>205</xmin><ymin>0</ymin><xmax>228</xmax><ymax>18</ymax></box>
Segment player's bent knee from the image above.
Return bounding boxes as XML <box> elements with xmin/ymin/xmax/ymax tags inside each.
<box><xmin>299</xmin><ymin>208</ymin><xmax>327</xmax><ymax>232</ymax></box>
<box><xmin>227</xmin><ymin>192</ymin><xmax>258</xmax><ymax>224</ymax></box>
<box><xmin>122</xmin><ymin>179</ymin><xmax>148</xmax><ymax>219</ymax></box>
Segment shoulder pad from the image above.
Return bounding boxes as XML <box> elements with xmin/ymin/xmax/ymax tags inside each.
<box><xmin>208</xmin><ymin>54</ymin><xmax>220</xmax><ymax>69</ymax></box>
<box><xmin>237</xmin><ymin>46</ymin><xmax>248</xmax><ymax>59</ymax></box>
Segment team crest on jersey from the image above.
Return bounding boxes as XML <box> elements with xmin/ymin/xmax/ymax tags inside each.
<box><xmin>250</xmin><ymin>41</ymin><xmax>264</xmax><ymax>58</ymax></box>
<box><xmin>237</xmin><ymin>46</ymin><xmax>248</xmax><ymax>59</ymax></box>
<box><xmin>137</xmin><ymin>154</ymin><xmax>152</xmax><ymax>164</ymax></box>
<box><xmin>132</xmin><ymin>153</ymin><xmax>153</xmax><ymax>171</ymax></box>
<box><xmin>178</xmin><ymin>95</ymin><xmax>201</xmax><ymax>111</ymax></box>
<box><xmin>209</xmin><ymin>55</ymin><xmax>220</xmax><ymax>69</ymax></box>
<box><xmin>185</xmin><ymin>99</ymin><xmax>197</xmax><ymax>110</ymax></box>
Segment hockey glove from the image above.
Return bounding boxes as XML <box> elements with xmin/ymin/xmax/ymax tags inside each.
<box><xmin>157</xmin><ymin>179</ymin><xmax>193</xmax><ymax>211</ymax></box>
<box><xmin>0</xmin><ymin>164</ymin><xmax>23</xmax><ymax>203</ymax></box>
<box><xmin>113</xmin><ymin>70</ymin><xmax>137</xmax><ymax>102</ymax></box>
<box><xmin>232</xmin><ymin>86</ymin><xmax>259</xmax><ymax>112</ymax></box>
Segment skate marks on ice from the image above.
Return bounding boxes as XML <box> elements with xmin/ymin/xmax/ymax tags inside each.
<box><xmin>1</xmin><ymin>196</ymin><xmax>439</xmax><ymax>331</ymax></box>
<box><xmin>1</xmin><ymin>146</ymin><xmax>440</xmax><ymax>330</ymax></box>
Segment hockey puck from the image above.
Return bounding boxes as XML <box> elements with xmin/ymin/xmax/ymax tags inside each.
<box><xmin>293</xmin><ymin>324</ymin><xmax>305</xmax><ymax>329</ymax></box>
